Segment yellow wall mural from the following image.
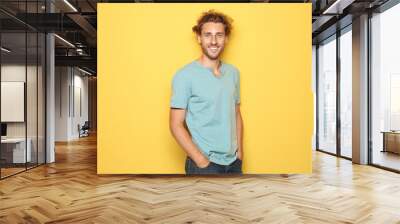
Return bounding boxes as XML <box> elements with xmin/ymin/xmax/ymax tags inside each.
<box><xmin>98</xmin><ymin>3</ymin><xmax>313</xmax><ymax>174</ymax></box>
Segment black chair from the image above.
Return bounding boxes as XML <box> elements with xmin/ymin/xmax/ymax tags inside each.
<box><xmin>79</xmin><ymin>121</ymin><xmax>90</xmax><ymax>138</ymax></box>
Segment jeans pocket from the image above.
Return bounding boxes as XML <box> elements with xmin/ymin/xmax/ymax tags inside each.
<box><xmin>185</xmin><ymin>157</ymin><xmax>191</xmax><ymax>173</ymax></box>
<box><xmin>197</xmin><ymin>161</ymin><xmax>212</xmax><ymax>169</ymax></box>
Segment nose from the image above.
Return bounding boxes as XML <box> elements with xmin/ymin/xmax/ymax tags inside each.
<box><xmin>211</xmin><ymin>35</ymin><xmax>217</xmax><ymax>44</ymax></box>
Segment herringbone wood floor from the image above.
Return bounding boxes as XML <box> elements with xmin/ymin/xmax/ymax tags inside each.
<box><xmin>1</xmin><ymin>134</ymin><xmax>400</xmax><ymax>224</ymax></box>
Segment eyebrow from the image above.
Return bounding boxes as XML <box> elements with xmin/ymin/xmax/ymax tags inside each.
<box><xmin>203</xmin><ymin>31</ymin><xmax>225</xmax><ymax>34</ymax></box>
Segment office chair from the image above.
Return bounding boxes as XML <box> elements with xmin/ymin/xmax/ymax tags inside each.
<box><xmin>79</xmin><ymin>121</ymin><xmax>90</xmax><ymax>138</ymax></box>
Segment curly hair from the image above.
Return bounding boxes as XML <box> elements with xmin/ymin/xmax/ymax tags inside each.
<box><xmin>192</xmin><ymin>10</ymin><xmax>233</xmax><ymax>36</ymax></box>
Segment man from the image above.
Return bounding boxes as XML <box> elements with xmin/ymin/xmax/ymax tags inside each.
<box><xmin>169</xmin><ymin>10</ymin><xmax>243</xmax><ymax>175</ymax></box>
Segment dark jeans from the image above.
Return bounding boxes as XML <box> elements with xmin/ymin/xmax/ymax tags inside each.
<box><xmin>185</xmin><ymin>157</ymin><xmax>242</xmax><ymax>175</ymax></box>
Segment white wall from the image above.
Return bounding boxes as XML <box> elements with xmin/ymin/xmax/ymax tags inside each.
<box><xmin>1</xmin><ymin>65</ymin><xmax>40</xmax><ymax>137</ymax></box>
<box><xmin>55</xmin><ymin>67</ymin><xmax>70</xmax><ymax>141</ymax></box>
<box><xmin>1</xmin><ymin>64</ymin><xmax>46</xmax><ymax>164</ymax></box>
<box><xmin>312</xmin><ymin>45</ymin><xmax>316</xmax><ymax>151</ymax></box>
<box><xmin>55</xmin><ymin>67</ymin><xmax>89</xmax><ymax>141</ymax></box>
<box><xmin>1</xmin><ymin>65</ymin><xmax>26</xmax><ymax>136</ymax></box>
<box><xmin>73</xmin><ymin>72</ymin><xmax>89</xmax><ymax>138</ymax></box>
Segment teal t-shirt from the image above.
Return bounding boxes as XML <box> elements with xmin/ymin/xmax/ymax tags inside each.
<box><xmin>170</xmin><ymin>60</ymin><xmax>240</xmax><ymax>165</ymax></box>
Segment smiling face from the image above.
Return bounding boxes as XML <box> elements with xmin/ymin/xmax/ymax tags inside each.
<box><xmin>197</xmin><ymin>22</ymin><xmax>228</xmax><ymax>60</ymax></box>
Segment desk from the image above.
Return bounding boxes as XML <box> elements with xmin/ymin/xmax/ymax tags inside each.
<box><xmin>381</xmin><ymin>131</ymin><xmax>400</xmax><ymax>154</ymax></box>
<box><xmin>1</xmin><ymin>138</ymin><xmax>31</xmax><ymax>163</ymax></box>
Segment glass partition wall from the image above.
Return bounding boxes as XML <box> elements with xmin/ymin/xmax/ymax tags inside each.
<box><xmin>370</xmin><ymin>3</ymin><xmax>400</xmax><ymax>172</ymax></box>
<box><xmin>317</xmin><ymin>35</ymin><xmax>337</xmax><ymax>155</ymax></box>
<box><xmin>0</xmin><ymin>1</ymin><xmax>46</xmax><ymax>179</ymax></box>
<box><xmin>339</xmin><ymin>27</ymin><xmax>352</xmax><ymax>159</ymax></box>
<box><xmin>316</xmin><ymin>26</ymin><xmax>352</xmax><ymax>159</ymax></box>
<box><xmin>316</xmin><ymin>0</ymin><xmax>400</xmax><ymax>172</ymax></box>
<box><xmin>0</xmin><ymin>30</ymin><xmax>27</xmax><ymax>177</ymax></box>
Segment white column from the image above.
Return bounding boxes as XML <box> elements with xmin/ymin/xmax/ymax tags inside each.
<box><xmin>46</xmin><ymin>32</ymin><xmax>55</xmax><ymax>163</ymax></box>
<box><xmin>352</xmin><ymin>14</ymin><xmax>369</xmax><ymax>164</ymax></box>
<box><xmin>45</xmin><ymin>1</ymin><xmax>55</xmax><ymax>163</ymax></box>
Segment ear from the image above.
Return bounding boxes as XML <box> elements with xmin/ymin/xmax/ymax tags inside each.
<box><xmin>197</xmin><ymin>34</ymin><xmax>201</xmax><ymax>44</ymax></box>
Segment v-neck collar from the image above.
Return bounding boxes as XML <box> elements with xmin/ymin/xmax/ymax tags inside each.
<box><xmin>193</xmin><ymin>60</ymin><xmax>226</xmax><ymax>79</ymax></box>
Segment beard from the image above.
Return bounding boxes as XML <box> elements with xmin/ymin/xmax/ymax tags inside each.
<box><xmin>201</xmin><ymin>44</ymin><xmax>224</xmax><ymax>60</ymax></box>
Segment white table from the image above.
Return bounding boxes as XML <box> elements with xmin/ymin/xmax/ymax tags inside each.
<box><xmin>1</xmin><ymin>138</ymin><xmax>31</xmax><ymax>163</ymax></box>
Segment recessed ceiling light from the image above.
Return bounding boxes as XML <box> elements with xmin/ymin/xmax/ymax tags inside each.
<box><xmin>54</xmin><ymin>34</ymin><xmax>75</xmax><ymax>48</ymax></box>
<box><xmin>1</xmin><ymin>47</ymin><xmax>11</xmax><ymax>53</ymax></box>
<box><xmin>322</xmin><ymin>0</ymin><xmax>354</xmax><ymax>15</ymax></box>
<box><xmin>63</xmin><ymin>0</ymin><xmax>78</xmax><ymax>12</ymax></box>
<box><xmin>77</xmin><ymin>67</ymin><xmax>93</xmax><ymax>76</ymax></box>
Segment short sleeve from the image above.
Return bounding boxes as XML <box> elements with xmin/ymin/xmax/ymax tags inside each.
<box><xmin>234</xmin><ymin>69</ymin><xmax>240</xmax><ymax>104</ymax></box>
<box><xmin>170</xmin><ymin>72</ymin><xmax>191</xmax><ymax>109</ymax></box>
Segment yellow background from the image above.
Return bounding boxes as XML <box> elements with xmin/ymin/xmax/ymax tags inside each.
<box><xmin>98</xmin><ymin>3</ymin><xmax>312</xmax><ymax>174</ymax></box>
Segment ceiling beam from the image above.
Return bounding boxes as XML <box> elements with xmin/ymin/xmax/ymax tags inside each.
<box><xmin>67</xmin><ymin>13</ymin><xmax>97</xmax><ymax>46</ymax></box>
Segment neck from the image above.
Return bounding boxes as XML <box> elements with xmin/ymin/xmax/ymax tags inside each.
<box><xmin>198</xmin><ymin>55</ymin><xmax>220</xmax><ymax>70</ymax></box>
